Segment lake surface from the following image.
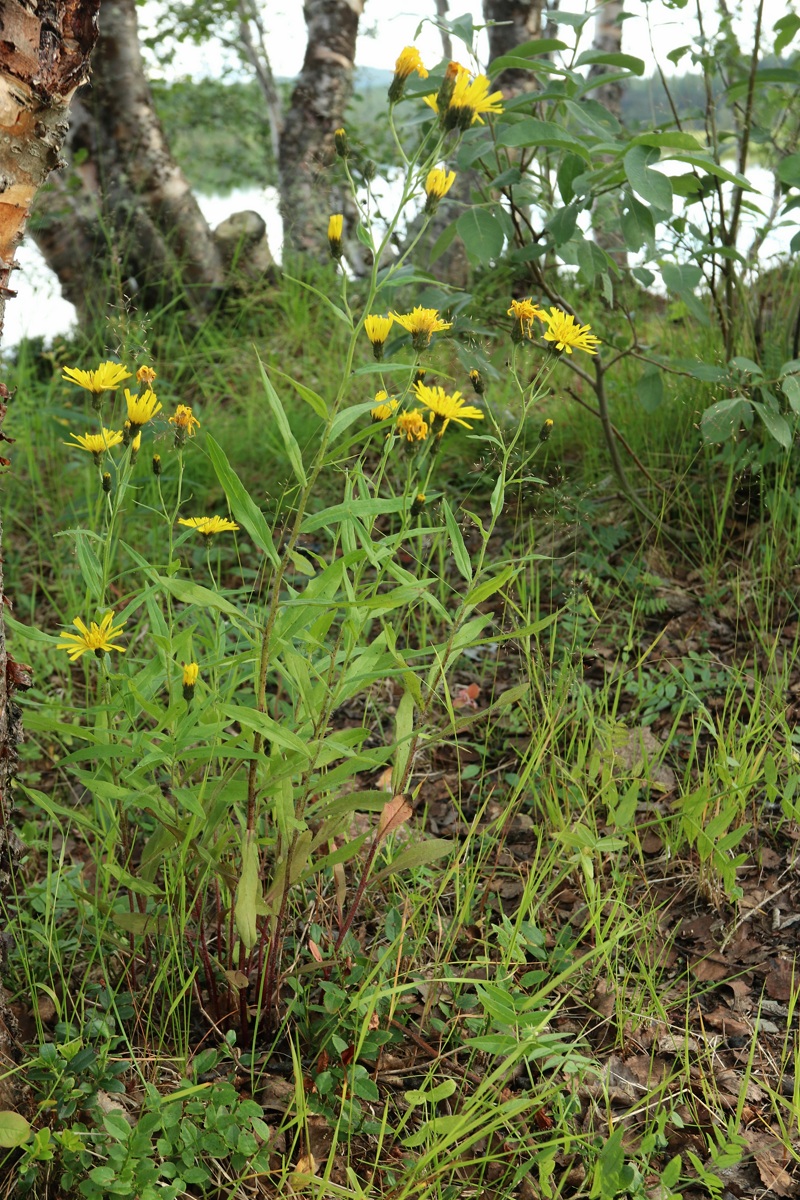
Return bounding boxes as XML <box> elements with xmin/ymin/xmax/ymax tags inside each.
<box><xmin>3</xmin><ymin>166</ymin><xmax>795</xmax><ymax>349</ymax></box>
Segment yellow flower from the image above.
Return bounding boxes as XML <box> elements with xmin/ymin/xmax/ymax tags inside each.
<box><xmin>448</xmin><ymin>72</ymin><xmax>504</xmax><ymax>129</ymax></box>
<box><xmin>390</xmin><ymin>46</ymin><xmax>428</xmax><ymax>102</ymax></box>
<box><xmin>507</xmin><ymin>298</ymin><xmax>547</xmax><ymax>341</ymax></box>
<box><xmin>183</xmin><ymin>662</ymin><xmax>199</xmax><ymax>688</ymax></box>
<box><xmin>178</xmin><ymin>516</ymin><xmax>240</xmax><ymax>539</ymax></box>
<box><xmin>169</xmin><ymin>404</ymin><xmax>201</xmax><ymax>444</ymax></box>
<box><xmin>328</xmin><ymin>213</ymin><xmax>344</xmax><ymax>259</ymax></box>
<box><xmin>542</xmin><ymin>308</ymin><xmax>602</xmax><ymax>355</ymax></box>
<box><xmin>469</xmin><ymin>368</ymin><xmax>485</xmax><ymax>395</ymax></box>
<box><xmin>136</xmin><ymin>365</ymin><xmax>157</xmax><ymax>385</ymax></box>
<box><xmin>396</xmin><ymin>410</ymin><xmax>429</xmax><ymax>442</ymax></box>
<box><xmin>125</xmin><ymin>387</ymin><xmax>161</xmax><ymax>429</ymax></box>
<box><xmin>414</xmin><ymin>382</ymin><xmax>484</xmax><ymax>434</ymax></box>
<box><xmin>371</xmin><ymin>391</ymin><xmax>399</xmax><ymax>422</ymax></box>
<box><xmin>57</xmin><ymin>611</ymin><xmax>126</xmax><ymax>662</ymax></box>
<box><xmin>423</xmin><ymin>61</ymin><xmax>465</xmax><ymax>117</ymax></box>
<box><xmin>364</xmin><ymin>314</ymin><xmax>393</xmax><ymax>361</ymax></box>
<box><xmin>392</xmin><ymin>306</ymin><xmax>453</xmax><ymax>352</ymax></box>
<box><xmin>182</xmin><ymin>661</ymin><xmax>199</xmax><ymax>700</ymax></box>
<box><xmin>62</xmin><ymin>361</ymin><xmax>132</xmax><ymax>394</ymax></box>
<box><xmin>64</xmin><ymin>428</ymin><xmax>124</xmax><ymax>462</ymax></box>
<box><xmin>425</xmin><ymin>167</ymin><xmax>456</xmax><ymax>213</ymax></box>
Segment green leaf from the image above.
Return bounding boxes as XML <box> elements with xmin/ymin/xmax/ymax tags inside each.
<box><xmin>782</xmin><ymin>375</ymin><xmax>800</xmax><ymax>414</ymax></box>
<box><xmin>0</xmin><ymin>1112</ymin><xmax>31</xmax><ymax>1148</ymax></box>
<box><xmin>255</xmin><ymin>353</ymin><xmax>307</xmax><ymax>487</ymax></box>
<box><xmin>624</xmin><ymin>146</ymin><xmax>673</xmax><ymax>211</ymax></box>
<box><xmin>635</xmin><ymin>368</ymin><xmax>663</xmax><ymax>413</ymax></box>
<box><xmin>404</xmin><ymin>1079</ymin><xmax>458</xmax><ymax>1106</ymax></box>
<box><xmin>775</xmin><ymin>13</ymin><xmax>800</xmax><ymax>55</ymax></box>
<box><xmin>281</xmin><ymin>273</ymin><xmax>353</xmax><ymax>328</ymax></box>
<box><xmin>206</xmin><ymin>435</ymin><xmax>279</xmax><ymax>567</ymax></box>
<box><xmin>222</xmin><ymin>703</ymin><xmax>311</xmax><ymax>757</ymax></box>
<box><xmin>374</xmin><ymin>838</ymin><xmax>452</xmax><ymax>881</ymax></box>
<box><xmin>558</xmin><ymin>153</ymin><xmax>587</xmax><ymax>203</ymax></box>
<box><xmin>779</xmin><ymin>152</ymin><xmax>800</xmax><ymax>188</ymax></box>
<box><xmin>591</xmin><ymin>1127</ymin><xmax>636</xmax><ymax>1198</ymax></box>
<box><xmin>155</xmin><ymin>576</ymin><xmax>242</xmax><ymax>619</ymax></box>
<box><xmin>496</xmin><ymin>118</ymin><xmax>592</xmax><ymax>162</ymax></box>
<box><xmin>234</xmin><ymin>830</ymin><xmax>260</xmax><ymax>953</ymax></box>
<box><xmin>575</xmin><ymin>50</ymin><xmax>644</xmax><ymax>75</ymax></box>
<box><xmin>620</xmin><ymin>194</ymin><xmax>655</xmax><ymax>251</ymax></box>
<box><xmin>547</xmin><ymin>204</ymin><xmax>578</xmax><ymax>246</ymax></box>
<box><xmin>301</xmin><ymin>496</ymin><xmax>407</xmax><ymax>534</ymax></box>
<box><xmin>269</xmin><ymin>368</ymin><xmax>328</xmax><ymax>420</ymax></box>
<box><xmin>752</xmin><ymin>401</ymin><xmax>793</xmax><ymax>449</ymax></box>
<box><xmin>442</xmin><ymin>499</ymin><xmax>473</xmax><ymax>583</ymax></box>
<box><xmin>700</xmin><ymin>396</ymin><xmax>753</xmax><ymax>443</ymax></box>
<box><xmin>456</xmin><ymin>209</ymin><xmax>505</xmax><ymax>265</ymax></box>
<box><xmin>466</xmin><ymin>565</ymin><xmax>516</xmax><ymax>607</ymax></box>
<box><xmin>488</xmin><ymin>38</ymin><xmax>568</xmax><ymax>76</ymax></box>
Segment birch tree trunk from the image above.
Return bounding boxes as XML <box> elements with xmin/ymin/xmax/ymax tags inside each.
<box><xmin>278</xmin><ymin>0</ymin><xmax>364</xmax><ymax>258</ymax></box>
<box><xmin>0</xmin><ymin>0</ymin><xmax>101</xmax><ymax>1109</ymax></box>
<box><xmin>588</xmin><ymin>1</ymin><xmax>627</xmax><ymax>264</ymax></box>
<box><xmin>588</xmin><ymin>0</ymin><xmax>625</xmax><ymax>119</ymax></box>
<box><xmin>32</xmin><ymin>0</ymin><xmax>226</xmax><ymax>323</ymax></box>
<box><xmin>483</xmin><ymin>0</ymin><xmax>545</xmax><ymax>94</ymax></box>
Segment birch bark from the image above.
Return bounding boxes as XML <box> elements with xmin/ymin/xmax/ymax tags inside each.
<box><xmin>0</xmin><ymin>0</ymin><xmax>101</xmax><ymax>1107</ymax></box>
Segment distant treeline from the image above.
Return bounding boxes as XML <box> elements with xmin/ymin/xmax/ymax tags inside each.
<box><xmin>151</xmin><ymin>70</ymin><xmax>732</xmax><ymax>196</ymax></box>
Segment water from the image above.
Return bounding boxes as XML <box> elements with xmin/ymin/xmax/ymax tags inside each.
<box><xmin>3</xmin><ymin>167</ymin><xmax>795</xmax><ymax>349</ymax></box>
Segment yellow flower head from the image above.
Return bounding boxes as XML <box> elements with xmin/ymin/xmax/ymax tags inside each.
<box><xmin>136</xmin><ymin>365</ymin><xmax>157</xmax><ymax>385</ymax></box>
<box><xmin>394</xmin><ymin>46</ymin><xmax>428</xmax><ymax>81</ymax></box>
<box><xmin>62</xmin><ymin>361</ymin><xmax>132</xmax><ymax>394</ymax></box>
<box><xmin>390</xmin><ymin>46</ymin><xmax>428</xmax><ymax>102</ymax></box>
<box><xmin>328</xmin><ymin>213</ymin><xmax>344</xmax><ymax>259</ymax></box>
<box><xmin>448</xmin><ymin>72</ymin><xmax>504</xmax><ymax>129</ymax></box>
<box><xmin>392</xmin><ymin>306</ymin><xmax>453</xmax><ymax>352</ymax></box>
<box><xmin>57</xmin><ymin>611</ymin><xmax>126</xmax><ymax>662</ymax></box>
<box><xmin>414</xmin><ymin>381</ymin><xmax>484</xmax><ymax>434</ymax></box>
<box><xmin>396</xmin><ymin>410</ymin><xmax>429</xmax><ymax>442</ymax></box>
<box><xmin>183</xmin><ymin>661</ymin><xmax>199</xmax><ymax>688</ymax></box>
<box><xmin>364</xmin><ymin>314</ymin><xmax>393</xmax><ymax>361</ymax></box>
<box><xmin>425</xmin><ymin>167</ymin><xmax>456</xmax><ymax>213</ymax></box>
<box><xmin>507</xmin><ymin>298</ymin><xmax>547</xmax><ymax>341</ymax></box>
<box><xmin>371</xmin><ymin>391</ymin><xmax>399</xmax><ymax>422</ymax></box>
<box><xmin>169</xmin><ymin>404</ymin><xmax>201</xmax><ymax>444</ymax></box>
<box><xmin>178</xmin><ymin>516</ymin><xmax>240</xmax><ymax>539</ymax></box>
<box><xmin>469</xmin><ymin>368</ymin><xmax>485</xmax><ymax>395</ymax></box>
<box><xmin>125</xmin><ymin>387</ymin><xmax>162</xmax><ymax>429</ymax></box>
<box><xmin>64</xmin><ymin>428</ymin><xmax>124</xmax><ymax>462</ymax></box>
<box><xmin>542</xmin><ymin>308</ymin><xmax>602</xmax><ymax>355</ymax></box>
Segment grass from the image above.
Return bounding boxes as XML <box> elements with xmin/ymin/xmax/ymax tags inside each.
<box><xmin>0</xmin><ymin>269</ymin><xmax>799</xmax><ymax>1200</ymax></box>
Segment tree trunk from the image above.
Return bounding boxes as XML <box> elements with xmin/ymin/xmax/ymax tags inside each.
<box><xmin>588</xmin><ymin>0</ymin><xmax>624</xmax><ymax>119</ymax></box>
<box><xmin>483</xmin><ymin>0</ymin><xmax>545</xmax><ymax>94</ymax></box>
<box><xmin>435</xmin><ymin>0</ymin><xmax>453</xmax><ymax>61</ymax></box>
<box><xmin>588</xmin><ymin>0</ymin><xmax>626</xmax><ymax>266</ymax></box>
<box><xmin>0</xmin><ymin>0</ymin><xmax>101</xmax><ymax>1110</ymax></box>
<box><xmin>31</xmin><ymin>0</ymin><xmax>226</xmax><ymax>324</ymax></box>
<box><xmin>278</xmin><ymin>0</ymin><xmax>364</xmax><ymax>258</ymax></box>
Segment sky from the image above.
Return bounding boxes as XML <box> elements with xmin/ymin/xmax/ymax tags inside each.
<box><xmin>142</xmin><ymin>0</ymin><xmax>797</xmax><ymax>82</ymax></box>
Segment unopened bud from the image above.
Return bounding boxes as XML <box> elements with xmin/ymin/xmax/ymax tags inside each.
<box><xmin>334</xmin><ymin>127</ymin><xmax>349</xmax><ymax>158</ymax></box>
